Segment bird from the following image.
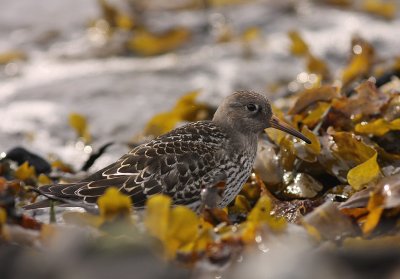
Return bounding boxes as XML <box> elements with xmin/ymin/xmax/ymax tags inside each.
<box><xmin>25</xmin><ymin>91</ymin><xmax>310</xmax><ymax>211</ymax></box>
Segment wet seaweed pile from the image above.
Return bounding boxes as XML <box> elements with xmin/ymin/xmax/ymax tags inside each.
<box><xmin>1</xmin><ymin>1</ymin><xmax>400</xmax><ymax>278</ymax></box>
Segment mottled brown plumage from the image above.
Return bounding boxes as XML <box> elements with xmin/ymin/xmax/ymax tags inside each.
<box><xmin>26</xmin><ymin>91</ymin><xmax>310</xmax><ymax>211</ymax></box>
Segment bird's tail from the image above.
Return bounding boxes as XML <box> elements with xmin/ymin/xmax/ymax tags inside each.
<box><xmin>23</xmin><ymin>186</ymin><xmax>99</xmax><ymax>214</ymax></box>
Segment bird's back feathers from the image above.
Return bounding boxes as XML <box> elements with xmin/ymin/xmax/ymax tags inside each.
<box><xmin>31</xmin><ymin>121</ymin><xmax>230</xmax><ymax>209</ymax></box>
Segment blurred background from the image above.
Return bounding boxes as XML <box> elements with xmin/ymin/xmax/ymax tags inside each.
<box><xmin>1</xmin><ymin>0</ymin><xmax>400</xmax><ymax>171</ymax></box>
<box><xmin>1</xmin><ymin>1</ymin><xmax>400</xmax><ymax>279</ymax></box>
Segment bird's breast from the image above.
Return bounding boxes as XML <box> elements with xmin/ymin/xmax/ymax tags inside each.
<box><xmin>218</xmin><ymin>150</ymin><xmax>257</xmax><ymax>207</ymax></box>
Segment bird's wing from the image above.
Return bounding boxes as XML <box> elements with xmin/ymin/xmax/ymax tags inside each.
<box><xmin>39</xmin><ymin>121</ymin><xmax>229</xmax><ymax>207</ymax></box>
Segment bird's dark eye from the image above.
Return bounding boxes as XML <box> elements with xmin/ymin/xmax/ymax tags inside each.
<box><xmin>246</xmin><ymin>104</ymin><xmax>258</xmax><ymax>112</ymax></box>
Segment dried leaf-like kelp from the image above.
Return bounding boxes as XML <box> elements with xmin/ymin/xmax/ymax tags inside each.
<box><xmin>288</xmin><ymin>85</ymin><xmax>340</xmax><ymax>115</ymax></box>
<box><xmin>254</xmin><ymin>139</ymin><xmax>283</xmax><ymax>187</ymax></box>
<box><xmin>318</xmin><ymin>131</ymin><xmax>377</xmax><ymax>183</ymax></box>
<box><xmin>355</xmin><ymin>118</ymin><xmax>400</xmax><ymax>137</ymax></box>
<box><xmin>362</xmin><ymin>0</ymin><xmax>397</xmax><ymax>20</ymax></box>
<box><xmin>69</xmin><ymin>113</ymin><xmax>92</xmax><ymax>143</ymax></box>
<box><xmin>341</xmin><ymin>37</ymin><xmax>375</xmax><ymax>85</ymax></box>
<box><xmin>340</xmin><ymin>174</ymin><xmax>400</xmax><ymax>210</ymax></box>
<box><xmin>281</xmin><ymin>172</ymin><xmax>323</xmax><ymax>199</ymax></box>
<box><xmin>294</xmin><ymin>126</ymin><xmax>321</xmax><ymax>163</ymax></box>
<box><xmin>333</xmin><ymin>81</ymin><xmax>389</xmax><ymax>119</ymax></box>
<box><xmin>128</xmin><ymin>27</ymin><xmax>190</xmax><ymax>56</ymax></box>
<box><xmin>288</xmin><ymin>30</ymin><xmax>309</xmax><ymax>57</ymax></box>
<box><xmin>347</xmin><ymin>152</ymin><xmax>381</xmax><ymax>190</ymax></box>
<box><xmin>303</xmin><ymin>201</ymin><xmax>359</xmax><ymax>241</ymax></box>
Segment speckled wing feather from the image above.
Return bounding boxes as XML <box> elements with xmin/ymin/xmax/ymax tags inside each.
<box><xmin>39</xmin><ymin>121</ymin><xmax>229</xmax><ymax>208</ymax></box>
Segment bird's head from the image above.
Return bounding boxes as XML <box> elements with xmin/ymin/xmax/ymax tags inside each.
<box><xmin>213</xmin><ymin>90</ymin><xmax>311</xmax><ymax>144</ymax></box>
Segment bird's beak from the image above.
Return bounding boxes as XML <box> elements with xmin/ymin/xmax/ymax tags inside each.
<box><xmin>269</xmin><ymin>115</ymin><xmax>311</xmax><ymax>144</ymax></box>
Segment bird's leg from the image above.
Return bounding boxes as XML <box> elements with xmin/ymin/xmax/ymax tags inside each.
<box><xmin>200</xmin><ymin>180</ymin><xmax>232</xmax><ymax>225</ymax></box>
<box><xmin>200</xmin><ymin>181</ymin><xmax>226</xmax><ymax>212</ymax></box>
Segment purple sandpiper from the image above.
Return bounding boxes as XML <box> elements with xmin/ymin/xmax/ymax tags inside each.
<box><xmin>26</xmin><ymin>91</ymin><xmax>310</xmax><ymax>211</ymax></box>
